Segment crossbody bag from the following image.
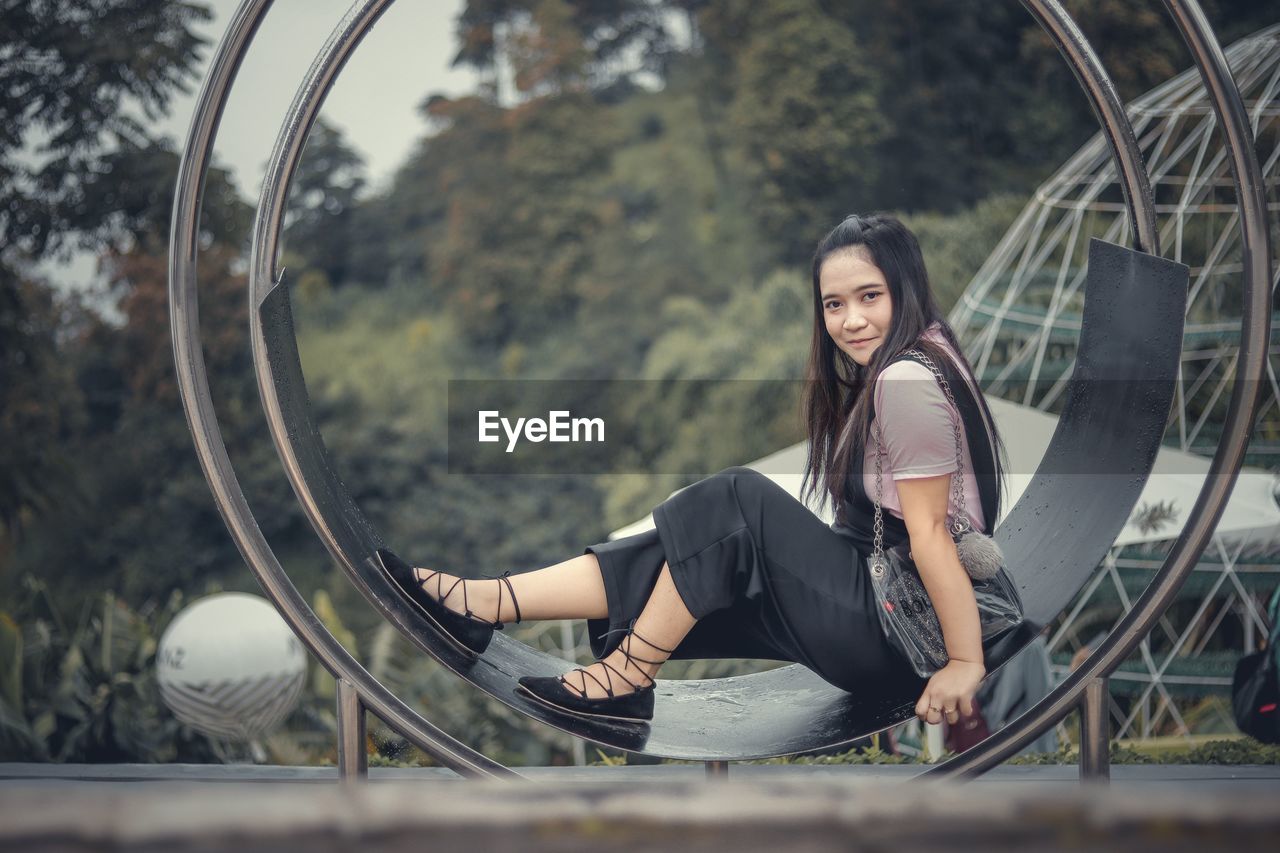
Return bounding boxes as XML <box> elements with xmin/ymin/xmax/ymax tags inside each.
<box><xmin>867</xmin><ymin>348</ymin><xmax>1024</xmax><ymax>678</ymax></box>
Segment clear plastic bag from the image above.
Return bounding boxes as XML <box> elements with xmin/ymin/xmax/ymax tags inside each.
<box><xmin>865</xmin><ymin>348</ymin><xmax>1024</xmax><ymax>678</ymax></box>
<box><xmin>869</xmin><ymin>540</ymin><xmax>1024</xmax><ymax>678</ymax></box>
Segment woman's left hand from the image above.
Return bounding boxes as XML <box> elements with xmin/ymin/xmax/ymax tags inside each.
<box><xmin>915</xmin><ymin>659</ymin><xmax>986</xmax><ymax>726</ymax></box>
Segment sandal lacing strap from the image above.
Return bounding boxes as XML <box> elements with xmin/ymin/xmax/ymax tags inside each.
<box><xmin>493</xmin><ymin>571</ymin><xmax>522</xmax><ymax>628</ymax></box>
<box><xmin>414</xmin><ymin>568</ymin><xmax>523</xmax><ymax>629</ymax></box>
<box><xmin>561</xmin><ymin>618</ymin><xmax>675</xmax><ymax>699</ymax></box>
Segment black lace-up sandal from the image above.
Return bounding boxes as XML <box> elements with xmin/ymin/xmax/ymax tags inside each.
<box><xmin>376</xmin><ymin>547</ymin><xmax>521</xmax><ymax>657</ymax></box>
<box><xmin>515</xmin><ymin>620</ymin><xmax>673</xmax><ymax>722</ymax></box>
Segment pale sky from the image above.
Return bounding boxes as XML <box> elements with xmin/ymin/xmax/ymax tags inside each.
<box><xmin>49</xmin><ymin>0</ymin><xmax>478</xmax><ymax>289</ymax></box>
<box><xmin>177</xmin><ymin>0</ymin><xmax>479</xmax><ymax>195</ymax></box>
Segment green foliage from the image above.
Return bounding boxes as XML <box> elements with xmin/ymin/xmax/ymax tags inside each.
<box><xmin>0</xmin><ymin>585</ymin><xmax>220</xmax><ymax>763</ymax></box>
<box><xmin>1171</xmin><ymin>738</ymin><xmax>1280</xmax><ymax>765</ymax></box>
<box><xmin>724</xmin><ymin>737</ymin><xmax>1280</xmax><ymax>766</ymax></box>
<box><xmin>0</xmin><ymin>270</ymin><xmax>84</xmax><ymax>547</ymax></box>
<box><xmin>0</xmin><ymin>0</ymin><xmax>215</xmax><ymax>259</ymax></box>
<box><xmin>900</xmin><ymin>195</ymin><xmax>1026</xmax><ymax>311</ymax></box>
<box><xmin>402</xmin><ymin>91</ymin><xmax>625</xmax><ymax>341</ymax></box>
<box><xmin>454</xmin><ymin>0</ymin><xmax>670</xmax><ymax>88</ymax></box>
<box><xmin>70</xmin><ymin>140</ymin><xmax>250</xmax><ymax>256</ymax></box>
<box><xmin>723</xmin><ymin>0</ymin><xmax>886</xmax><ymax>262</ymax></box>
<box><xmin>591</xmin><ymin>269</ymin><xmax>812</xmax><ymax>520</ymax></box>
<box><xmin>285</xmin><ymin>119</ymin><xmax>367</xmax><ymax>287</ymax></box>
<box><xmin>5</xmin><ymin>0</ymin><xmax>1276</xmax><ymax>767</ymax></box>
<box><xmin>290</xmin><ymin>274</ymin><xmax>615</xmax><ymax>592</ymax></box>
<box><xmin>1007</xmin><ymin>738</ymin><xmax>1280</xmax><ymax>766</ymax></box>
<box><xmin>2</xmin><ymin>240</ymin><xmax>309</xmax><ymax>616</ymax></box>
<box><xmin>0</xmin><ymin>0</ymin><xmax>245</xmax><ymax>558</ymax></box>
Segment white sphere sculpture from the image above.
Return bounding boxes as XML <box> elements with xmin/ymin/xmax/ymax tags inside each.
<box><xmin>157</xmin><ymin>592</ymin><xmax>307</xmax><ymax>741</ymax></box>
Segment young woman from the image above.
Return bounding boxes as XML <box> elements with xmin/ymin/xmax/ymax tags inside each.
<box><xmin>383</xmin><ymin>212</ymin><xmax>1006</xmax><ymax>729</ymax></box>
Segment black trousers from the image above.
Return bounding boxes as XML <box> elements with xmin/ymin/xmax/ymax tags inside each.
<box><xmin>586</xmin><ymin>467</ymin><xmax>925</xmax><ymax>700</ymax></box>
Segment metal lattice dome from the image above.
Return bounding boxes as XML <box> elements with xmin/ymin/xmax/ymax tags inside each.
<box><xmin>948</xmin><ymin>24</ymin><xmax>1280</xmax><ymax>739</ymax></box>
<box><xmin>952</xmin><ymin>23</ymin><xmax>1280</xmax><ymax>465</ymax></box>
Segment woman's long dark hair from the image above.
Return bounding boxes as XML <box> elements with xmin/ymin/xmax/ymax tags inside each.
<box><xmin>800</xmin><ymin>213</ymin><xmax>1006</xmax><ymax>528</ymax></box>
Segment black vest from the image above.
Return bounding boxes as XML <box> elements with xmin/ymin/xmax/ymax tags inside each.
<box><xmin>830</xmin><ymin>351</ymin><xmax>999</xmax><ymax>553</ymax></box>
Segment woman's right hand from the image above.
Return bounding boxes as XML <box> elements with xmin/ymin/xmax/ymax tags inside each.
<box><xmin>915</xmin><ymin>658</ymin><xmax>986</xmax><ymax>726</ymax></box>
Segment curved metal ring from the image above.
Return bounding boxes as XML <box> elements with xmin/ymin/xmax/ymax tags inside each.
<box><xmin>241</xmin><ymin>0</ymin><xmax>1172</xmax><ymax>763</ymax></box>
<box><xmin>167</xmin><ymin>0</ymin><xmax>519</xmax><ymax>780</ymax></box>
<box><xmin>168</xmin><ymin>0</ymin><xmax>1269</xmax><ymax>778</ymax></box>
<box><xmin>244</xmin><ymin>0</ymin><xmax>1162</xmax><ymax>771</ymax></box>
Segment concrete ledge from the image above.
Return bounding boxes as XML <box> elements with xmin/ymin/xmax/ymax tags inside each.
<box><xmin>1</xmin><ymin>769</ymin><xmax>1278</xmax><ymax>851</ymax></box>
<box><xmin>4</xmin><ymin>761</ymin><xmax>1280</xmax><ymax>785</ymax></box>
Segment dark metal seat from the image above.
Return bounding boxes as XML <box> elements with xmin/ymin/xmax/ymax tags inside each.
<box><xmin>255</xmin><ymin>237</ymin><xmax>1188</xmax><ymax>760</ymax></box>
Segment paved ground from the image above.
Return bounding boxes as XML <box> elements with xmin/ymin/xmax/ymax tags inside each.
<box><xmin>4</xmin><ymin>760</ymin><xmax>1280</xmax><ymax>787</ymax></box>
<box><xmin>2</xmin><ymin>764</ymin><xmax>1278</xmax><ymax>851</ymax></box>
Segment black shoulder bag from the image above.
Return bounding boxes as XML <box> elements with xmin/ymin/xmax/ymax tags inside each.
<box><xmin>1232</xmin><ymin>585</ymin><xmax>1280</xmax><ymax>743</ymax></box>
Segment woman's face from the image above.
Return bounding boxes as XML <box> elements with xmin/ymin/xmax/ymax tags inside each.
<box><xmin>820</xmin><ymin>249</ymin><xmax>894</xmax><ymax>367</ymax></box>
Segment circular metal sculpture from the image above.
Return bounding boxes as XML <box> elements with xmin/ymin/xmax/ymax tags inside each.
<box><xmin>169</xmin><ymin>0</ymin><xmax>1271</xmax><ymax>780</ymax></box>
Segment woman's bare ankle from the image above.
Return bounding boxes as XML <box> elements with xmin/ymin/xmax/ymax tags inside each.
<box><xmin>415</xmin><ymin>570</ymin><xmax>503</xmax><ymax>623</ymax></box>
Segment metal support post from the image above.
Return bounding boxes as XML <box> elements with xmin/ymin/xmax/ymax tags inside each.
<box><xmin>705</xmin><ymin>760</ymin><xmax>729</xmax><ymax>779</ymax></box>
<box><xmin>1079</xmin><ymin>677</ymin><xmax>1110</xmax><ymax>783</ymax></box>
<box><xmin>337</xmin><ymin>678</ymin><xmax>369</xmax><ymax>782</ymax></box>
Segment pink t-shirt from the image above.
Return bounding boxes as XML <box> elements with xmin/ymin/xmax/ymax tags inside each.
<box><xmin>862</xmin><ymin>324</ymin><xmax>987</xmax><ymax>532</ymax></box>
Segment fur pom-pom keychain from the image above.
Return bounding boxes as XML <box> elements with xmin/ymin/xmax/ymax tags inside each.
<box><xmin>955</xmin><ymin>530</ymin><xmax>1004</xmax><ymax>581</ymax></box>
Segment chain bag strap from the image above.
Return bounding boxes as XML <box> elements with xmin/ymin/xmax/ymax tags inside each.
<box><xmin>865</xmin><ymin>349</ymin><xmax>1023</xmax><ymax>677</ymax></box>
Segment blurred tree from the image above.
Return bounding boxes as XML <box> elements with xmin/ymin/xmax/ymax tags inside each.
<box><xmin>0</xmin><ymin>0</ymin><xmax>213</xmax><ymax>260</ymax></box>
<box><xmin>285</xmin><ymin>119</ymin><xmax>367</xmax><ymax>288</ymax></box>
<box><xmin>826</xmin><ymin>1</ymin><xmax>1052</xmax><ymax>211</ymax></box>
<box><xmin>0</xmin><ymin>589</ymin><xmax>221</xmax><ymax>762</ymax></box>
<box><xmin>0</xmin><ymin>268</ymin><xmax>84</xmax><ymax>552</ymax></box>
<box><xmin>75</xmin><ymin>140</ymin><xmax>250</xmax><ymax>255</ymax></box>
<box><xmin>831</xmin><ymin>0</ymin><xmax>1280</xmax><ymax>212</ymax></box>
<box><xmin>0</xmin><ymin>0</ymin><xmax>246</xmax><ymax>565</ymax></box>
<box><xmin>1053</xmin><ymin>0</ymin><xmax>1280</xmax><ymax>101</ymax></box>
<box><xmin>2</xmin><ymin>239</ymin><xmax>306</xmax><ymax>613</ymax></box>
<box><xmin>722</xmin><ymin>0</ymin><xmax>886</xmax><ymax>263</ymax></box>
<box><xmin>357</xmin><ymin>88</ymin><xmax>622</xmax><ymax>342</ymax></box>
<box><xmin>505</xmin><ymin>0</ymin><xmax>594</xmax><ymax>95</ymax></box>
<box><xmin>900</xmin><ymin>194</ymin><xmax>1026</xmax><ymax>311</ymax></box>
<box><xmin>0</xmin><ymin>145</ymin><xmax>246</xmax><ymax>564</ymax></box>
<box><xmin>454</xmin><ymin>0</ymin><xmax>672</xmax><ymax>96</ymax></box>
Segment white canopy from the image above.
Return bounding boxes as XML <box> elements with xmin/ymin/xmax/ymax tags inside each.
<box><xmin>610</xmin><ymin>396</ymin><xmax>1280</xmax><ymax>549</ymax></box>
